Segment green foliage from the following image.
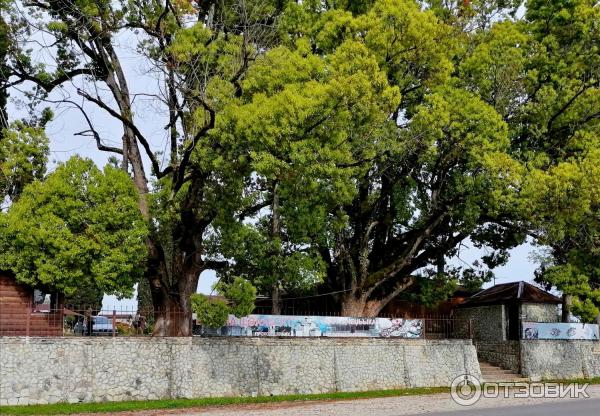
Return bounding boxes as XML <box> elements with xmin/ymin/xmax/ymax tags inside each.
<box><xmin>519</xmin><ymin>0</ymin><xmax>600</xmax><ymax>322</ymax></box>
<box><xmin>401</xmin><ymin>273</ymin><xmax>459</xmax><ymax>308</ymax></box>
<box><xmin>529</xmin><ymin>170</ymin><xmax>599</xmax><ymax>316</ymax></box>
<box><xmin>191</xmin><ymin>295</ymin><xmax>231</xmax><ymax>328</ymax></box>
<box><xmin>63</xmin><ymin>285</ymin><xmax>104</xmax><ymax>310</ymax></box>
<box><xmin>459</xmin><ymin>22</ymin><xmax>530</xmax><ymax>118</ymax></box>
<box><xmin>217</xmin><ymin>221</ymin><xmax>326</xmax><ymax>299</ymax></box>
<box><xmin>538</xmin><ymin>263</ymin><xmax>600</xmax><ymax>323</ymax></box>
<box><xmin>0</xmin><ymin>157</ymin><xmax>148</xmax><ymax>297</ymax></box>
<box><xmin>191</xmin><ymin>277</ymin><xmax>256</xmax><ymax>327</ymax></box>
<box><xmin>3</xmin><ymin>0</ymin><xmax>599</xmax><ymax>321</ymax></box>
<box><xmin>215</xmin><ymin>276</ymin><xmax>257</xmax><ymax>318</ymax></box>
<box><xmin>0</xmin><ymin>122</ymin><xmax>49</xmax><ymax>204</ymax></box>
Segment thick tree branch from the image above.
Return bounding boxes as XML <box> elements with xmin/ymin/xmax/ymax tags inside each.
<box><xmin>362</xmin><ymin>210</ymin><xmax>448</xmax><ymax>297</ymax></box>
<box><xmin>10</xmin><ymin>66</ymin><xmax>96</xmax><ymax>93</ymax></box>
<box><xmin>76</xmin><ymin>88</ymin><xmax>171</xmax><ymax>178</ymax></box>
<box><xmin>376</xmin><ymin>276</ymin><xmax>415</xmax><ymax>308</ymax></box>
<box><xmin>547</xmin><ymin>81</ymin><xmax>598</xmax><ymax>132</ymax></box>
<box><xmin>237</xmin><ymin>198</ymin><xmax>273</xmax><ymax>221</ymax></box>
<box><xmin>203</xmin><ymin>260</ymin><xmax>230</xmax><ymax>271</ymax></box>
<box><xmin>172</xmin><ymin>100</ymin><xmax>215</xmax><ymax>193</ymax></box>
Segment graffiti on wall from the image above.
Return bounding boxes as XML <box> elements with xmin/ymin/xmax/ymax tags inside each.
<box><xmin>208</xmin><ymin>315</ymin><xmax>423</xmax><ymax>338</ymax></box>
<box><xmin>522</xmin><ymin>322</ymin><xmax>599</xmax><ymax>340</ymax></box>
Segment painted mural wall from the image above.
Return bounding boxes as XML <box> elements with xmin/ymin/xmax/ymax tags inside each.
<box><xmin>522</xmin><ymin>321</ymin><xmax>599</xmax><ymax>340</ymax></box>
<box><xmin>207</xmin><ymin>315</ymin><xmax>423</xmax><ymax>338</ymax></box>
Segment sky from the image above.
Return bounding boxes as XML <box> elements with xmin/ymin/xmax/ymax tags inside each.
<box><xmin>8</xmin><ymin>20</ymin><xmax>546</xmax><ymax>312</ymax></box>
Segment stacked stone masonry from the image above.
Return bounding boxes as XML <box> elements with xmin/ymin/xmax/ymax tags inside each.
<box><xmin>520</xmin><ymin>340</ymin><xmax>600</xmax><ymax>380</ymax></box>
<box><xmin>520</xmin><ymin>303</ymin><xmax>559</xmax><ymax>323</ymax></box>
<box><xmin>474</xmin><ymin>340</ymin><xmax>520</xmax><ymax>372</ymax></box>
<box><xmin>454</xmin><ymin>305</ymin><xmax>506</xmax><ymax>341</ymax></box>
<box><xmin>0</xmin><ymin>337</ymin><xmax>481</xmax><ymax>406</ymax></box>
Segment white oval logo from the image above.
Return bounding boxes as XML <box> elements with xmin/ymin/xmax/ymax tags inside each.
<box><xmin>450</xmin><ymin>374</ymin><xmax>482</xmax><ymax>406</ymax></box>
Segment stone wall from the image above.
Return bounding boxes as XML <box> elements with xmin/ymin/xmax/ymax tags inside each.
<box><xmin>474</xmin><ymin>340</ymin><xmax>520</xmax><ymax>372</ymax></box>
<box><xmin>454</xmin><ymin>305</ymin><xmax>505</xmax><ymax>341</ymax></box>
<box><xmin>520</xmin><ymin>303</ymin><xmax>559</xmax><ymax>323</ymax></box>
<box><xmin>520</xmin><ymin>340</ymin><xmax>600</xmax><ymax>380</ymax></box>
<box><xmin>0</xmin><ymin>337</ymin><xmax>480</xmax><ymax>405</ymax></box>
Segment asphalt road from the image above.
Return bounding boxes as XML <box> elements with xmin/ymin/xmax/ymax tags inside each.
<box><xmin>73</xmin><ymin>386</ymin><xmax>600</xmax><ymax>416</ymax></box>
<box><xmin>407</xmin><ymin>398</ymin><xmax>600</xmax><ymax>416</ymax></box>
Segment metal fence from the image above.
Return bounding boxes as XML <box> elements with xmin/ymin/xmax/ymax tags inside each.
<box><xmin>0</xmin><ymin>305</ymin><xmax>189</xmax><ymax>337</ymax></box>
<box><xmin>0</xmin><ymin>305</ymin><xmax>473</xmax><ymax>339</ymax></box>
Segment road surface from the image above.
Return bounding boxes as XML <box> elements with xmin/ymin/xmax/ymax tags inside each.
<box><xmin>413</xmin><ymin>398</ymin><xmax>600</xmax><ymax>416</ymax></box>
<box><xmin>73</xmin><ymin>385</ymin><xmax>600</xmax><ymax>416</ymax></box>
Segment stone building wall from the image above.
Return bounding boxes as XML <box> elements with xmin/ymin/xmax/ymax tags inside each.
<box><xmin>0</xmin><ymin>337</ymin><xmax>480</xmax><ymax>406</ymax></box>
<box><xmin>520</xmin><ymin>340</ymin><xmax>600</xmax><ymax>380</ymax></box>
<box><xmin>520</xmin><ymin>303</ymin><xmax>559</xmax><ymax>323</ymax></box>
<box><xmin>454</xmin><ymin>305</ymin><xmax>505</xmax><ymax>341</ymax></box>
<box><xmin>474</xmin><ymin>340</ymin><xmax>520</xmax><ymax>372</ymax></box>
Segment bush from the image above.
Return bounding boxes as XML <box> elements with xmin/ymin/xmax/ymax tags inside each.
<box><xmin>116</xmin><ymin>322</ymin><xmax>135</xmax><ymax>336</ymax></box>
<box><xmin>191</xmin><ymin>277</ymin><xmax>256</xmax><ymax>328</ymax></box>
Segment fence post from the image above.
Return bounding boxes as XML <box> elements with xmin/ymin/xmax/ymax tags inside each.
<box><xmin>112</xmin><ymin>309</ymin><xmax>116</xmax><ymax>337</ymax></box>
<box><xmin>26</xmin><ymin>301</ymin><xmax>31</xmax><ymax>337</ymax></box>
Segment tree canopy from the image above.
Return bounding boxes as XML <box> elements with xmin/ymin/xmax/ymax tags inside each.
<box><xmin>1</xmin><ymin>0</ymin><xmax>599</xmax><ymax>326</ymax></box>
<box><xmin>0</xmin><ymin>157</ymin><xmax>148</xmax><ymax>298</ymax></box>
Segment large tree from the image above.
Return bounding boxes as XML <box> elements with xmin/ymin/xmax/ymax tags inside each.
<box><xmin>256</xmin><ymin>0</ymin><xmax>597</xmax><ymax>316</ymax></box>
<box><xmin>0</xmin><ymin>157</ymin><xmax>148</xmax><ymax>299</ymax></box>
<box><xmin>3</xmin><ymin>0</ymin><xmax>292</xmax><ymax>334</ymax></box>
<box><xmin>264</xmin><ymin>0</ymin><xmax>526</xmax><ymax>316</ymax></box>
<box><xmin>212</xmin><ymin>38</ymin><xmax>399</xmax><ymax>312</ymax></box>
<box><xmin>518</xmin><ymin>0</ymin><xmax>600</xmax><ymax>323</ymax></box>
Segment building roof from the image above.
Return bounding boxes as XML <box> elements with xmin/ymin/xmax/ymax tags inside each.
<box><xmin>457</xmin><ymin>281</ymin><xmax>561</xmax><ymax>308</ymax></box>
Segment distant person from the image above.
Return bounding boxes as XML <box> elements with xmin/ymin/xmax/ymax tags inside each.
<box><xmin>138</xmin><ymin>315</ymin><xmax>146</xmax><ymax>334</ymax></box>
<box><xmin>133</xmin><ymin>314</ymin><xmax>146</xmax><ymax>335</ymax></box>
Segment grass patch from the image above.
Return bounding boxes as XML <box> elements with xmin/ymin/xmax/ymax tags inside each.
<box><xmin>0</xmin><ymin>387</ymin><xmax>450</xmax><ymax>415</ymax></box>
<box><xmin>544</xmin><ymin>377</ymin><xmax>600</xmax><ymax>385</ymax></box>
<box><xmin>4</xmin><ymin>378</ymin><xmax>599</xmax><ymax>415</ymax></box>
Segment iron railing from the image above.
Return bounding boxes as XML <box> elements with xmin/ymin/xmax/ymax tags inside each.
<box><xmin>0</xmin><ymin>304</ymin><xmax>190</xmax><ymax>337</ymax></box>
<box><xmin>0</xmin><ymin>304</ymin><xmax>473</xmax><ymax>339</ymax></box>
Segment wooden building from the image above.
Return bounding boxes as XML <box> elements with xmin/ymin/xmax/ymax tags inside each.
<box><xmin>0</xmin><ymin>271</ymin><xmax>64</xmax><ymax>336</ymax></box>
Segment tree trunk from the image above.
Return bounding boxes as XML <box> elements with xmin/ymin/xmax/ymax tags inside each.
<box><xmin>562</xmin><ymin>294</ymin><xmax>572</xmax><ymax>323</ymax></box>
<box><xmin>339</xmin><ymin>294</ymin><xmax>385</xmax><ymax>317</ymax></box>
<box><xmin>0</xmin><ymin>15</ymin><xmax>8</xmax><ymax>136</ymax></box>
<box><xmin>150</xmin><ymin>269</ymin><xmax>198</xmax><ymax>336</ymax></box>
<box><xmin>271</xmin><ymin>284</ymin><xmax>282</xmax><ymax>315</ymax></box>
<box><xmin>339</xmin><ymin>274</ymin><xmax>415</xmax><ymax>318</ymax></box>
<box><xmin>145</xmin><ymin>236</ymin><xmax>204</xmax><ymax>337</ymax></box>
<box><xmin>269</xmin><ymin>180</ymin><xmax>282</xmax><ymax>315</ymax></box>
<box><xmin>136</xmin><ymin>277</ymin><xmax>154</xmax><ymax>325</ymax></box>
